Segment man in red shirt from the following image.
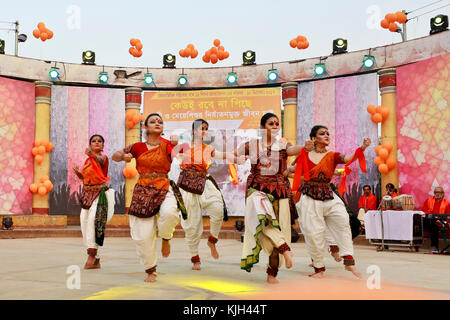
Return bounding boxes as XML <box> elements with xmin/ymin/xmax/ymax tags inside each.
<box><xmin>422</xmin><ymin>187</ymin><xmax>449</xmax><ymax>253</ymax></box>
<box><xmin>357</xmin><ymin>185</ymin><xmax>378</xmax><ymax>228</ymax></box>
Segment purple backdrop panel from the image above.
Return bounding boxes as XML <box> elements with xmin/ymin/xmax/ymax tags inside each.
<box><xmin>89</xmin><ymin>88</ymin><xmax>109</xmax><ymax>155</ymax></box>
<box><xmin>67</xmin><ymin>87</ymin><xmax>89</xmax><ymax>196</ymax></box>
<box><xmin>297</xmin><ymin>81</ymin><xmax>314</xmax><ymax>144</ymax></box>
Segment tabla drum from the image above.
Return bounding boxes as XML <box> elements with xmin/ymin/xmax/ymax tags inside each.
<box><xmin>381</xmin><ymin>195</ymin><xmax>393</xmax><ymax>209</ymax></box>
<box><xmin>393</xmin><ymin>194</ymin><xmax>415</xmax><ymax>210</ymax></box>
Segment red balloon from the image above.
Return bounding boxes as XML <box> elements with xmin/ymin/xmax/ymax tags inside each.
<box><xmin>386</xmin><ymin>13</ymin><xmax>396</xmax><ymax>23</ymax></box>
<box><xmin>218</xmin><ymin>51</ymin><xmax>225</xmax><ymax>60</ymax></box>
<box><xmin>396</xmin><ymin>12</ymin><xmax>407</xmax><ymax>24</ymax></box>
<box><xmin>210</xmin><ymin>54</ymin><xmax>218</xmax><ymax>64</ymax></box>
<box><xmin>303</xmin><ymin>41</ymin><xmax>309</xmax><ymax>49</ymax></box>
<box><xmin>130</xmin><ymin>38</ymin><xmax>137</xmax><ymax>46</ymax></box>
<box><xmin>223</xmin><ymin>51</ymin><xmax>229</xmax><ymax>59</ymax></box>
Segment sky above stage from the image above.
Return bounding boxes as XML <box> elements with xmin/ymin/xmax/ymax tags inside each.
<box><xmin>1</xmin><ymin>0</ymin><xmax>449</xmax><ymax>69</ymax></box>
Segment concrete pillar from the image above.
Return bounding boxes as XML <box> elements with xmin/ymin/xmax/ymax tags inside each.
<box><xmin>378</xmin><ymin>68</ymin><xmax>399</xmax><ymax>191</ymax></box>
<box><xmin>124</xmin><ymin>87</ymin><xmax>142</xmax><ymax>210</ymax></box>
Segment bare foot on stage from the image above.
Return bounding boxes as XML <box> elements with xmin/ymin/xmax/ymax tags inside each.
<box><xmin>308</xmin><ymin>271</ymin><xmax>324</xmax><ymax>278</ymax></box>
<box><xmin>192</xmin><ymin>262</ymin><xmax>201</xmax><ymax>270</ymax></box>
<box><xmin>84</xmin><ymin>256</ymin><xmax>100</xmax><ymax>270</ymax></box>
<box><xmin>345</xmin><ymin>265</ymin><xmax>362</xmax><ymax>279</ymax></box>
<box><xmin>283</xmin><ymin>251</ymin><xmax>293</xmax><ymax>269</ymax></box>
<box><xmin>267</xmin><ymin>275</ymin><xmax>279</xmax><ymax>284</ymax></box>
<box><xmin>207</xmin><ymin>240</ymin><xmax>219</xmax><ymax>259</ymax></box>
<box><xmin>161</xmin><ymin>239</ymin><xmax>171</xmax><ymax>258</ymax></box>
<box><xmin>331</xmin><ymin>251</ymin><xmax>342</xmax><ymax>262</ymax></box>
<box><xmin>144</xmin><ymin>273</ymin><xmax>158</xmax><ymax>282</ymax></box>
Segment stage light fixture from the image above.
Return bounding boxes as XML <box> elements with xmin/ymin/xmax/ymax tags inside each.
<box><xmin>314</xmin><ymin>63</ymin><xmax>326</xmax><ymax>76</ymax></box>
<box><xmin>242</xmin><ymin>50</ymin><xmax>256</xmax><ymax>65</ymax></box>
<box><xmin>430</xmin><ymin>14</ymin><xmax>448</xmax><ymax>35</ymax></box>
<box><xmin>268</xmin><ymin>70</ymin><xmax>278</xmax><ymax>82</ymax></box>
<box><xmin>144</xmin><ymin>73</ymin><xmax>154</xmax><ymax>85</ymax></box>
<box><xmin>163</xmin><ymin>54</ymin><xmax>176</xmax><ymax>68</ymax></box>
<box><xmin>332</xmin><ymin>38</ymin><xmax>347</xmax><ymax>54</ymax></box>
<box><xmin>2</xmin><ymin>217</ymin><xmax>13</xmax><ymax>230</ymax></box>
<box><xmin>362</xmin><ymin>55</ymin><xmax>375</xmax><ymax>69</ymax></box>
<box><xmin>227</xmin><ymin>72</ymin><xmax>237</xmax><ymax>85</ymax></box>
<box><xmin>98</xmin><ymin>72</ymin><xmax>109</xmax><ymax>83</ymax></box>
<box><xmin>0</xmin><ymin>39</ymin><xmax>5</xmax><ymax>54</ymax></box>
<box><xmin>82</xmin><ymin>50</ymin><xmax>96</xmax><ymax>65</ymax></box>
<box><xmin>49</xmin><ymin>67</ymin><xmax>60</xmax><ymax>80</ymax></box>
<box><xmin>178</xmin><ymin>75</ymin><xmax>187</xmax><ymax>86</ymax></box>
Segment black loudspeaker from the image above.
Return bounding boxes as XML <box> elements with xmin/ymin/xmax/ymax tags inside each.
<box><xmin>2</xmin><ymin>217</ymin><xmax>13</xmax><ymax>230</ymax></box>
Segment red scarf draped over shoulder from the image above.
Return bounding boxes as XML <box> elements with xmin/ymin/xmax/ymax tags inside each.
<box><xmin>81</xmin><ymin>155</ymin><xmax>110</xmax><ymax>185</ymax></box>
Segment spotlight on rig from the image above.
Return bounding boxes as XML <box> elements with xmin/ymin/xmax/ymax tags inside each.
<box><xmin>314</xmin><ymin>63</ymin><xmax>326</xmax><ymax>76</ymax></box>
<box><xmin>430</xmin><ymin>14</ymin><xmax>448</xmax><ymax>35</ymax></box>
<box><xmin>0</xmin><ymin>39</ymin><xmax>5</xmax><ymax>54</ymax></box>
<box><xmin>144</xmin><ymin>73</ymin><xmax>154</xmax><ymax>85</ymax></box>
<box><xmin>362</xmin><ymin>55</ymin><xmax>375</xmax><ymax>69</ymax></box>
<box><xmin>98</xmin><ymin>72</ymin><xmax>109</xmax><ymax>84</ymax></box>
<box><xmin>242</xmin><ymin>50</ymin><xmax>256</xmax><ymax>65</ymax></box>
<box><xmin>82</xmin><ymin>50</ymin><xmax>96</xmax><ymax>65</ymax></box>
<box><xmin>227</xmin><ymin>72</ymin><xmax>237</xmax><ymax>85</ymax></box>
<box><xmin>332</xmin><ymin>38</ymin><xmax>347</xmax><ymax>55</ymax></box>
<box><xmin>49</xmin><ymin>67</ymin><xmax>60</xmax><ymax>80</ymax></box>
<box><xmin>267</xmin><ymin>69</ymin><xmax>278</xmax><ymax>82</ymax></box>
<box><xmin>163</xmin><ymin>54</ymin><xmax>176</xmax><ymax>68</ymax></box>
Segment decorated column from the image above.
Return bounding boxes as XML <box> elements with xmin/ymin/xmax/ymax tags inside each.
<box><xmin>281</xmin><ymin>82</ymin><xmax>298</xmax><ymax>145</ymax></box>
<box><xmin>32</xmin><ymin>81</ymin><xmax>52</xmax><ymax>214</ymax></box>
<box><xmin>378</xmin><ymin>68</ymin><xmax>399</xmax><ymax>191</ymax></box>
<box><xmin>124</xmin><ymin>87</ymin><xmax>142</xmax><ymax>211</ymax></box>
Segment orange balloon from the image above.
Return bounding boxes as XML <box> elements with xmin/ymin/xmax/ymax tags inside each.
<box><xmin>35</xmin><ymin>155</ymin><xmax>43</xmax><ymax>165</ymax></box>
<box><xmin>386</xmin><ymin>13</ymin><xmax>396</xmax><ymax>23</ymax></box>
<box><xmin>396</xmin><ymin>11</ymin><xmax>407</xmax><ymax>24</ymax></box>
<box><xmin>223</xmin><ymin>51</ymin><xmax>229</xmax><ymax>59</ymax></box>
<box><xmin>218</xmin><ymin>46</ymin><xmax>225</xmax><ymax>52</ymax></box>
<box><xmin>303</xmin><ymin>41</ymin><xmax>309</xmax><ymax>49</ymax></box>
<box><xmin>389</xmin><ymin>22</ymin><xmax>398</xmax><ymax>32</ymax></box>
<box><xmin>184</xmin><ymin>47</ymin><xmax>192</xmax><ymax>57</ymax></box>
<box><xmin>135</xmin><ymin>42</ymin><xmax>143</xmax><ymax>50</ymax></box>
<box><xmin>33</xmin><ymin>29</ymin><xmax>40</xmax><ymax>38</ymax></box>
<box><xmin>43</xmin><ymin>180</ymin><xmax>53</xmax><ymax>192</ymax></box>
<box><xmin>46</xmin><ymin>29</ymin><xmax>53</xmax><ymax>39</ymax></box>
<box><xmin>38</xmin><ymin>145</ymin><xmax>46</xmax><ymax>155</ymax></box>
<box><xmin>366</xmin><ymin>104</ymin><xmax>376</xmax><ymax>114</ymax></box>
<box><xmin>122</xmin><ymin>167</ymin><xmax>130</xmax><ymax>178</ymax></box>
<box><xmin>297</xmin><ymin>35</ymin><xmax>306</xmax><ymax>42</ymax></box>
<box><xmin>378</xmin><ymin>148</ymin><xmax>389</xmax><ymax>160</ymax></box>
<box><xmin>129</xmin><ymin>167</ymin><xmax>138</xmax><ymax>178</ymax></box>
<box><xmin>386</xmin><ymin>157</ymin><xmax>396</xmax><ymax>170</ymax></box>
<box><xmin>32</xmin><ymin>147</ymin><xmax>39</xmax><ymax>156</ymax></box>
<box><xmin>130</xmin><ymin>38</ymin><xmax>138</xmax><ymax>46</ymax></box>
<box><xmin>383</xmin><ymin>141</ymin><xmax>393</xmax><ymax>153</ymax></box>
<box><xmin>126</xmin><ymin>110</ymin><xmax>134</xmax><ymax>120</ymax></box>
<box><xmin>290</xmin><ymin>39</ymin><xmax>297</xmax><ymax>48</ymax></box>
<box><xmin>375</xmin><ymin>105</ymin><xmax>382</xmax><ymax>113</ymax></box>
<box><xmin>41</xmin><ymin>140</ymin><xmax>49</xmax><ymax>149</ymax></box>
<box><xmin>213</xmin><ymin>39</ymin><xmax>220</xmax><ymax>47</ymax></box>
<box><xmin>372</xmin><ymin>113</ymin><xmax>382</xmax><ymax>123</ymax></box>
<box><xmin>135</xmin><ymin>50</ymin><xmax>143</xmax><ymax>57</ymax></box>
<box><xmin>133</xmin><ymin>113</ymin><xmax>141</xmax><ymax>123</ymax></box>
<box><xmin>296</xmin><ymin>41</ymin><xmax>305</xmax><ymax>49</ymax></box>
<box><xmin>126</xmin><ymin>120</ymin><xmax>135</xmax><ymax>129</ymax></box>
<box><xmin>40</xmin><ymin>175</ymin><xmax>50</xmax><ymax>183</ymax></box>
<box><xmin>210</xmin><ymin>47</ymin><xmax>218</xmax><ymax>55</ymax></box>
<box><xmin>34</xmin><ymin>140</ymin><xmax>43</xmax><ymax>147</ymax></box>
<box><xmin>40</xmin><ymin>33</ymin><xmax>48</xmax><ymax>41</ymax></box>
<box><xmin>378</xmin><ymin>163</ymin><xmax>389</xmax><ymax>174</ymax></box>
<box><xmin>47</xmin><ymin>142</ymin><xmax>54</xmax><ymax>152</ymax></box>
<box><xmin>202</xmin><ymin>55</ymin><xmax>209</xmax><ymax>63</ymax></box>
<box><xmin>381</xmin><ymin>106</ymin><xmax>390</xmax><ymax>120</ymax></box>
<box><xmin>218</xmin><ymin>51</ymin><xmax>225</xmax><ymax>60</ymax></box>
<box><xmin>374</xmin><ymin>145</ymin><xmax>383</xmax><ymax>155</ymax></box>
<box><xmin>205</xmin><ymin>50</ymin><xmax>211</xmax><ymax>59</ymax></box>
<box><xmin>380</xmin><ymin>19</ymin><xmax>389</xmax><ymax>29</ymax></box>
<box><xmin>179</xmin><ymin>49</ymin><xmax>185</xmax><ymax>57</ymax></box>
<box><xmin>374</xmin><ymin>156</ymin><xmax>383</xmax><ymax>166</ymax></box>
<box><xmin>38</xmin><ymin>186</ymin><xmax>47</xmax><ymax>196</ymax></box>
<box><xmin>29</xmin><ymin>184</ymin><xmax>38</xmax><ymax>193</ymax></box>
<box><xmin>129</xmin><ymin>47</ymin><xmax>138</xmax><ymax>57</ymax></box>
<box><xmin>38</xmin><ymin>22</ymin><xmax>46</xmax><ymax>31</ymax></box>
<box><xmin>210</xmin><ymin>54</ymin><xmax>218</xmax><ymax>64</ymax></box>
<box><xmin>191</xmin><ymin>49</ymin><xmax>198</xmax><ymax>59</ymax></box>
<box><xmin>187</xmin><ymin>43</ymin><xmax>194</xmax><ymax>49</ymax></box>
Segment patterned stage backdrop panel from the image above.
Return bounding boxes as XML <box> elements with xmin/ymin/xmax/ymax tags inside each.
<box><xmin>50</xmin><ymin>86</ymin><xmax>125</xmax><ymax>215</ymax></box>
<box><xmin>297</xmin><ymin>73</ymin><xmax>379</xmax><ymax>212</ymax></box>
<box><xmin>0</xmin><ymin>77</ymin><xmax>35</xmax><ymax>215</ymax></box>
<box><xmin>396</xmin><ymin>53</ymin><xmax>450</xmax><ymax>209</ymax></box>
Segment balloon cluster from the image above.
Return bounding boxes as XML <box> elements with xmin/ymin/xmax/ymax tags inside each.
<box><xmin>33</xmin><ymin>22</ymin><xmax>54</xmax><ymax>42</ymax></box>
<box><xmin>289</xmin><ymin>35</ymin><xmax>309</xmax><ymax>50</ymax></box>
<box><xmin>123</xmin><ymin>166</ymin><xmax>138</xmax><ymax>178</ymax></box>
<box><xmin>374</xmin><ymin>141</ymin><xmax>396</xmax><ymax>175</ymax></box>
<box><xmin>125</xmin><ymin>110</ymin><xmax>143</xmax><ymax>129</ymax></box>
<box><xmin>29</xmin><ymin>175</ymin><xmax>53</xmax><ymax>196</ymax></box>
<box><xmin>202</xmin><ymin>39</ymin><xmax>229</xmax><ymax>64</ymax></box>
<box><xmin>179</xmin><ymin>44</ymin><xmax>199</xmax><ymax>59</ymax></box>
<box><xmin>129</xmin><ymin>38</ymin><xmax>143</xmax><ymax>58</ymax></box>
<box><xmin>31</xmin><ymin>140</ymin><xmax>54</xmax><ymax>165</ymax></box>
<box><xmin>366</xmin><ymin>104</ymin><xmax>389</xmax><ymax>123</ymax></box>
<box><xmin>380</xmin><ymin>11</ymin><xmax>407</xmax><ymax>32</ymax></box>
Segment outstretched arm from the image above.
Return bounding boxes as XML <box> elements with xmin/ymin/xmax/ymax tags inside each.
<box><xmin>286</xmin><ymin>140</ymin><xmax>314</xmax><ymax>156</ymax></box>
<box><xmin>112</xmin><ymin>150</ymin><xmax>133</xmax><ymax>163</ymax></box>
<box><xmin>342</xmin><ymin>138</ymin><xmax>371</xmax><ymax>163</ymax></box>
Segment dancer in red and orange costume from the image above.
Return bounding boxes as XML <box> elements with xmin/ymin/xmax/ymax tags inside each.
<box><xmin>73</xmin><ymin>134</ymin><xmax>115</xmax><ymax>270</ymax></box>
<box><xmin>292</xmin><ymin>125</ymin><xmax>371</xmax><ymax>278</ymax></box>
<box><xmin>112</xmin><ymin>113</ymin><xmax>183</xmax><ymax>282</ymax></box>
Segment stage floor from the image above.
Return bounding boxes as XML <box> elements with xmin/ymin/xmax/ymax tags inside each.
<box><xmin>0</xmin><ymin>238</ymin><xmax>449</xmax><ymax>300</ymax></box>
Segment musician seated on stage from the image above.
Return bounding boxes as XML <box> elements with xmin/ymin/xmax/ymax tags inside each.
<box><xmin>384</xmin><ymin>183</ymin><xmax>398</xmax><ymax>198</ymax></box>
<box><xmin>422</xmin><ymin>186</ymin><xmax>449</xmax><ymax>253</ymax></box>
<box><xmin>357</xmin><ymin>185</ymin><xmax>377</xmax><ymax>229</ymax></box>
